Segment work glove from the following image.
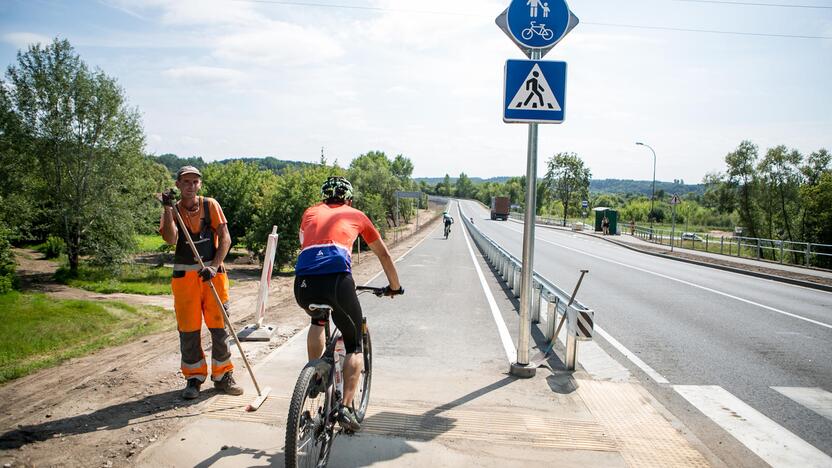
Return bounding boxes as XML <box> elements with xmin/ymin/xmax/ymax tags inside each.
<box><xmin>381</xmin><ymin>285</ymin><xmax>404</xmax><ymax>297</ymax></box>
<box><xmin>199</xmin><ymin>265</ymin><xmax>217</xmax><ymax>281</ymax></box>
<box><xmin>160</xmin><ymin>188</ymin><xmax>177</xmax><ymax>207</ymax></box>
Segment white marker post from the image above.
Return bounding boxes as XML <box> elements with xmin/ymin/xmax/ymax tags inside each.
<box><xmin>239</xmin><ymin>226</ymin><xmax>279</xmax><ymax>341</ymax></box>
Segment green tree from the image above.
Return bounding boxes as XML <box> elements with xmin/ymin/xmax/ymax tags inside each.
<box><xmin>725</xmin><ymin>140</ymin><xmax>761</xmax><ymax>238</ymax></box>
<box><xmin>202</xmin><ymin>161</ymin><xmax>274</xmax><ymax>248</ymax></box>
<box><xmin>544</xmin><ymin>152</ymin><xmax>591</xmax><ymax>226</ymax></box>
<box><xmin>758</xmin><ymin>145</ymin><xmax>802</xmax><ymax>241</ymax></box>
<box><xmin>1</xmin><ymin>38</ymin><xmax>148</xmax><ymax>273</ymax></box>
<box><xmin>249</xmin><ymin>165</ymin><xmax>338</xmax><ymax>268</ymax></box>
<box><xmin>800</xmin><ymin>172</ymin><xmax>832</xmax><ymax>266</ymax></box>
<box><xmin>348</xmin><ymin>151</ymin><xmax>399</xmax><ymax>226</ymax></box>
<box><xmin>455</xmin><ymin>172</ymin><xmax>475</xmax><ymax>199</ymax></box>
<box><xmin>442</xmin><ymin>174</ymin><xmax>453</xmax><ymax>197</ymax></box>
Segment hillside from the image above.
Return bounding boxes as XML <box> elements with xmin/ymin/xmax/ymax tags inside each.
<box><xmin>415</xmin><ymin>177</ymin><xmax>705</xmax><ymax>196</ymax></box>
<box><xmin>152</xmin><ymin>154</ymin><xmax>317</xmax><ymax>176</ymax></box>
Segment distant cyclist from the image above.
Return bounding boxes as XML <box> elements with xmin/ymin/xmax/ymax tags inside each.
<box><xmin>443</xmin><ymin>211</ymin><xmax>454</xmax><ymax>238</ymax></box>
<box><xmin>294</xmin><ymin>177</ymin><xmax>403</xmax><ymax>432</ymax></box>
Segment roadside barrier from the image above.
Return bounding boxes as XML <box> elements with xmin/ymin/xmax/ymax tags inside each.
<box><xmin>631</xmin><ymin>225</ymin><xmax>832</xmax><ymax>269</ymax></box>
<box><xmin>460</xmin><ymin>206</ymin><xmax>594</xmax><ymax>370</ymax></box>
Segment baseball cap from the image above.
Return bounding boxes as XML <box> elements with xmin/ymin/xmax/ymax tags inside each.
<box><xmin>176</xmin><ymin>166</ymin><xmax>202</xmax><ymax>180</ymax></box>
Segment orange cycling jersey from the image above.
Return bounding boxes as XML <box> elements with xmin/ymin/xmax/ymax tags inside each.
<box><xmin>295</xmin><ymin>202</ymin><xmax>381</xmax><ymax>276</ymax></box>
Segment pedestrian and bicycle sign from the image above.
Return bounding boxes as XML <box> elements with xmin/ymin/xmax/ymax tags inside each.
<box><xmin>504</xmin><ymin>59</ymin><xmax>567</xmax><ymax>123</ymax></box>
<box><xmin>495</xmin><ymin>0</ymin><xmax>578</xmax><ymax>57</ymax></box>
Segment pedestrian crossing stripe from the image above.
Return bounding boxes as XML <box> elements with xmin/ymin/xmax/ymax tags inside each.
<box><xmin>507</xmin><ymin>64</ymin><xmax>562</xmax><ymax>112</ymax></box>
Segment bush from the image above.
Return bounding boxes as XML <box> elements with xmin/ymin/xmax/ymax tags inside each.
<box><xmin>0</xmin><ymin>227</ymin><xmax>16</xmax><ymax>294</ymax></box>
<box><xmin>42</xmin><ymin>235</ymin><xmax>66</xmax><ymax>259</ymax></box>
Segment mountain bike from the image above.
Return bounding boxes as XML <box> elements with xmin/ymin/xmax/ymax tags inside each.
<box><xmin>285</xmin><ymin>285</ymin><xmax>395</xmax><ymax>468</ymax></box>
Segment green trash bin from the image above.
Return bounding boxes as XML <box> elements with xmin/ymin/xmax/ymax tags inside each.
<box><xmin>593</xmin><ymin>208</ymin><xmax>618</xmax><ymax>235</ymax></box>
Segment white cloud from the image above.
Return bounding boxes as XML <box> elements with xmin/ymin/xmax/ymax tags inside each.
<box><xmin>2</xmin><ymin>32</ymin><xmax>51</xmax><ymax>49</ymax></box>
<box><xmin>103</xmin><ymin>0</ymin><xmax>265</xmax><ymax>27</ymax></box>
<box><xmin>163</xmin><ymin>66</ymin><xmax>245</xmax><ymax>86</ymax></box>
<box><xmin>213</xmin><ymin>21</ymin><xmax>344</xmax><ymax>67</ymax></box>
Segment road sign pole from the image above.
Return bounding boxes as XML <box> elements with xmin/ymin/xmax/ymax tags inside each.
<box><xmin>512</xmin><ymin>49</ymin><xmax>541</xmax><ymax>379</ymax></box>
<box><xmin>671</xmin><ymin>203</ymin><xmax>677</xmax><ymax>253</ymax></box>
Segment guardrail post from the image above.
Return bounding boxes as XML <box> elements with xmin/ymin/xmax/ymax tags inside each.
<box><xmin>757</xmin><ymin>238</ymin><xmax>761</xmax><ymax>259</ymax></box>
<box><xmin>806</xmin><ymin>243</ymin><xmax>811</xmax><ymax>267</ymax></box>
<box><xmin>780</xmin><ymin>241</ymin><xmax>784</xmax><ymax>264</ymax></box>
<box><xmin>546</xmin><ymin>297</ymin><xmax>558</xmax><ymax>340</ymax></box>
<box><xmin>565</xmin><ymin>308</ymin><xmax>578</xmax><ymax>371</ymax></box>
<box><xmin>532</xmin><ymin>283</ymin><xmax>542</xmax><ymax>324</ymax></box>
<box><xmin>720</xmin><ymin>236</ymin><xmax>724</xmax><ymax>255</ymax></box>
<box><xmin>513</xmin><ymin>267</ymin><xmax>521</xmax><ymax>298</ymax></box>
<box><xmin>737</xmin><ymin>237</ymin><xmax>741</xmax><ymax>257</ymax></box>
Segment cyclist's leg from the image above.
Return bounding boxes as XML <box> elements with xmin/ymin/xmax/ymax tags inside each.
<box><xmin>331</xmin><ymin>274</ymin><xmax>364</xmax><ymax>408</ymax></box>
<box><xmin>294</xmin><ymin>275</ymin><xmax>334</xmax><ymax>360</ymax></box>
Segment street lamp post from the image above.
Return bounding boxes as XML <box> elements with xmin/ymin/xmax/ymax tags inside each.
<box><xmin>636</xmin><ymin>142</ymin><xmax>656</xmax><ymax>239</ymax></box>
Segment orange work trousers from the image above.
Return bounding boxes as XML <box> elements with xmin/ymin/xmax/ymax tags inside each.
<box><xmin>171</xmin><ymin>270</ymin><xmax>233</xmax><ymax>382</ymax></box>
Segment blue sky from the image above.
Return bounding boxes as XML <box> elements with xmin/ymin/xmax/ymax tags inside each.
<box><xmin>1</xmin><ymin>0</ymin><xmax>830</xmax><ymax>182</ymax></box>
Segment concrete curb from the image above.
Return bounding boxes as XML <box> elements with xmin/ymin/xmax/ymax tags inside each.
<box><xmin>512</xmin><ymin>218</ymin><xmax>832</xmax><ymax>293</ymax></box>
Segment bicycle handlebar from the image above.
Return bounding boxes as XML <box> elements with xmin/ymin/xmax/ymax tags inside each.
<box><xmin>356</xmin><ymin>285</ymin><xmax>405</xmax><ymax>297</ymax></box>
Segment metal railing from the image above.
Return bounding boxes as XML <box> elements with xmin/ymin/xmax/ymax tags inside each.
<box><xmin>508</xmin><ymin>212</ymin><xmax>601</xmax><ymax>233</ymax></box>
<box><xmin>630</xmin><ymin>225</ymin><xmax>832</xmax><ymax>269</ymax></box>
<box><xmin>460</xmin><ymin>204</ymin><xmax>594</xmax><ymax>370</ymax></box>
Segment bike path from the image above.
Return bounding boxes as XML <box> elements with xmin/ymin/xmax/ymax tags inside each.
<box><xmin>138</xmin><ymin>204</ymin><xmax>710</xmax><ymax>467</ymax></box>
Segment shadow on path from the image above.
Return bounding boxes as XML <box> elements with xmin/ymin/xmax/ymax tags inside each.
<box><xmin>0</xmin><ymin>389</ymin><xmax>214</xmax><ymax>450</ymax></box>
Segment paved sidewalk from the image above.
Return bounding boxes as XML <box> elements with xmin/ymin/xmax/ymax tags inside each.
<box><xmin>138</xmin><ymin>207</ymin><xmax>714</xmax><ymax>467</ymax></box>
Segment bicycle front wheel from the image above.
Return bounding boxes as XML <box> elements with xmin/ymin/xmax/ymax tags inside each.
<box><xmin>285</xmin><ymin>366</ymin><xmax>332</xmax><ymax>468</ymax></box>
<box><xmin>354</xmin><ymin>323</ymin><xmax>372</xmax><ymax>422</ymax></box>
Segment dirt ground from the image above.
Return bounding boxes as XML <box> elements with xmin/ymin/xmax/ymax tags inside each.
<box><xmin>0</xmin><ymin>214</ymin><xmax>441</xmax><ymax>468</ymax></box>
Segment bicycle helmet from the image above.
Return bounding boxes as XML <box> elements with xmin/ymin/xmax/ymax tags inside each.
<box><xmin>321</xmin><ymin>176</ymin><xmax>354</xmax><ymax>203</ymax></box>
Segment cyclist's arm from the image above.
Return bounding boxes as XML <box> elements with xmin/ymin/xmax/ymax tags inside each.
<box><xmin>367</xmin><ymin>239</ymin><xmax>401</xmax><ymax>291</ymax></box>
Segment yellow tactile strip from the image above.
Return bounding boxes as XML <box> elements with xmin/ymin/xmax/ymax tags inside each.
<box><xmin>577</xmin><ymin>380</ymin><xmax>711</xmax><ymax>467</ymax></box>
<box><xmin>204</xmin><ymin>395</ymin><xmax>618</xmax><ymax>451</ymax></box>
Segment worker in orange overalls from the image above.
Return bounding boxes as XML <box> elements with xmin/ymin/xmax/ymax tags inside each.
<box><xmin>159</xmin><ymin>166</ymin><xmax>243</xmax><ymax>400</ymax></box>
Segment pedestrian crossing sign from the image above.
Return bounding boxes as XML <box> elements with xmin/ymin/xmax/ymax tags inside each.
<box><xmin>504</xmin><ymin>59</ymin><xmax>567</xmax><ymax>124</ymax></box>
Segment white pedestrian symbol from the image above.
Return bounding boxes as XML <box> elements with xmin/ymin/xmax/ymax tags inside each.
<box><xmin>508</xmin><ymin>64</ymin><xmax>561</xmax><ymax>111</ymax></box>
<box><xmin>543</xmin><ymin>2</ymin><xmax>550</xmax><ymax>18</ymax></box>
<box><xmin>528</xmin><ymin>0</ymin><xmax>541</xmax><ymax>17</ymax></box>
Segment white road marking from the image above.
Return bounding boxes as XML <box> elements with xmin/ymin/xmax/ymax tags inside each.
<box><xmin>772</xmin><ymin>387</ymin><xmax>832</xmax><ymax>421</ymax></box>
<box><xmin>674</xmin><ymin>385</ymin><xmax>832</xmax><ymax>468</ymax></box>
<box><xmin>459</xmin><ymin>205</ymin><xmax>517</xmax><ymax>364</ymax></box>
<box><xmin>593</xmin><ymin>326</ymin><xmax>669</xmax><ymax>384</ymax></box>
<box><xmin>496</xmin><ymin>222</ymin><xmax>832</xmax><ymax>330</ymax></box>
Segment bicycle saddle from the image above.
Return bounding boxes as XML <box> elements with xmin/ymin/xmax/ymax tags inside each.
<box><xmin>308</xmin><ymin>304</ymin><xmax>333</xmax><ymax>312</ymax></box>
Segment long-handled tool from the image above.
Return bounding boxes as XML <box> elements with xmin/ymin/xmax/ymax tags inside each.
<box><xmin>169</xmin><ymin>196</ymin><xmax>271</xmax><ymax>411</ymax></box>
<box><xmin>530</xmin><ymin>270</ymin><xmax>589</xmax><ymax>367</ymax></box>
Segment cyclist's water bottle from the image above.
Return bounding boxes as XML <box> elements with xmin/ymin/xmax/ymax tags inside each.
<box><xmin>334</xmin><ymin>337</ymin><xmax>346</xmax><ymax>395</ymax></box>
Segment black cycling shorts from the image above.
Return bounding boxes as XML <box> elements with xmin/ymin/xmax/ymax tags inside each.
<box><xmin>294</xmin><ymin>273</ymin><xmax>363</xmax><ymax>354</ymax></box>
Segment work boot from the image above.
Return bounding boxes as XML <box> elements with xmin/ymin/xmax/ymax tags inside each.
<box><xmin>337</xmin><ymin>405</ymin><xmax>361</xmax><ymax>432</ymax></box>
<box><xmin>214</xmin><ymin>372</ymin><xmax>244</xmax><ymax>396</ymax></box>
<box><xmin>182</xmin><ymin>378</ymin><xmax>201</xmax><ymax>400</ymax></box>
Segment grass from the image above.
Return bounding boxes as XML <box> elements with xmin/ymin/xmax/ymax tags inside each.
<box><xmin>56</xmin><ymin>263</ymin><xmax>173</xmax><ymax>295</ymax></box>
<box><xmin>0</xmin><ymin>292</ymin><xmax>174</xmax><ymax>383</ymax></box>
<box><xmin>134</xmin><ymin>234</ymin><xmax>169</xmax><ymax>253</ymax></box>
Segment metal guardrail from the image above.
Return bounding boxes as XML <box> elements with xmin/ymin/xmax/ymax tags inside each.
<box><xmin>459</xmin><ymin>204</ymin><xmax>594</xmax><ymax>370</ymax></box>
<box><xmin>630</xmin><ymin>225</ymin><xmax>832</xmax><ymax>269</ymax></box>
<box><xmin>508</xmin><ymin>212</ymin><xmax>598</xmax><ymax>233</ymax></box>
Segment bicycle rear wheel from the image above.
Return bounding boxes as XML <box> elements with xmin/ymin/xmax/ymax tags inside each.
<box><xmin>354</xmin><ymin>322</ymin><xmax>372</xmax><ymax>422</ymax></box>
<box><xmin>285</xmin><ymin>366</ymin><xmax>332</xmax><ymax>468</ymax></box>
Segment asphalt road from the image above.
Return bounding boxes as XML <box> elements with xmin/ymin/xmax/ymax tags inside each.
<box><xmin>459</xmin><ymin>199</ymin><xmax>832</xmax><ymax>464</ymax></box>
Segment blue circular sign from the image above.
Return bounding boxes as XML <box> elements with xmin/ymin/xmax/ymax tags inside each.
<box><xmin>507</xmin><ymin>0</ymin><xmax>570</xmax><ymax>49</ymax></box>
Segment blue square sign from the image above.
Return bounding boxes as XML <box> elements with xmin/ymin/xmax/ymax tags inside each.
<box><xmin>504</xmin><ymin>59</ymin><xmax>567</xmax><ymax>124</ymax></box>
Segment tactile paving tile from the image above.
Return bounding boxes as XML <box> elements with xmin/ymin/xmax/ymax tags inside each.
<box><xmin>577</xmin><ymin>380</ymin><xmax>711</xmax><ymax>467</ymax></box>
<box><xmin>204</xmin><ymin>395</ymin><xmax>618</xmax><ymax>451</ymax></box>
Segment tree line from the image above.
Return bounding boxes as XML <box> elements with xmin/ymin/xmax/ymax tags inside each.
<box><xmin>0</xmin><ymin>38</ymin><xmax>421</xmax><ymax>285</ymax></box>
<box><xmin>424</xmin><ymin>141</ymin><xmax>831</xmax><ymax>251</ymax></box>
